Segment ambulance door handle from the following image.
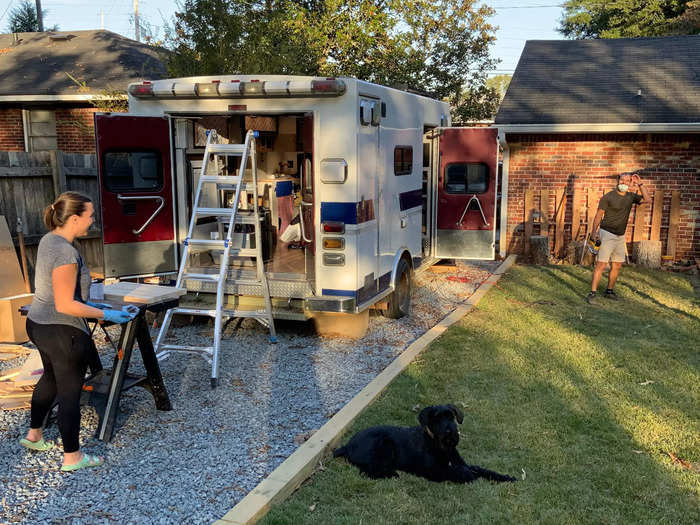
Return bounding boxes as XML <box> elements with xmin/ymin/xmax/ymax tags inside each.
<box><xmin>117</xmin><ymin>194</ymin><xmax>165</xmax><ymax>235</ymax></box>
<box><xmin>300</xmin><ymin>201</ymin><xmax>313</xmax><ymax>242</ymax></box>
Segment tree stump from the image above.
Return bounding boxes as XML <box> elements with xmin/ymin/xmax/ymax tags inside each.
<box><xmin>632</xmin><ymin>240</ymin><xmax>662</xmax><ymax>268</ymax></box>
<box><xmin>530</xmin><ymin>235</ymin><xmax>549</xmax><ymax>264</ymax></box>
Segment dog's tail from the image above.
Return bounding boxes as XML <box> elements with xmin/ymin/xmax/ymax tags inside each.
<box><xmin>332</xmin><ymin>445</ymin><xmax>347</xmax><ymax>458</ymax></box>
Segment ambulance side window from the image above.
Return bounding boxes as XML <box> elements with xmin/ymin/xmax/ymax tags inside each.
<box><xmin>394</xmin><ymin>146</ymin><xmax>413</xmax><ymax>176</ymax></box>
<box><xmin>445</xmin><ymin>163</ymin><xmax>489</xmax><ymax>194</ymax></box>
<box><xmin>103</xmin><ymin>151</ymin><xmax>162</xmax><ymax>192</ymax></box>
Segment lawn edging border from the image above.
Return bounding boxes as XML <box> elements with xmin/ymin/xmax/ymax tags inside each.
<box><xmin>214</xmin><ymin>255</ymin><xmax>518</xmax><ymax>525</ymax></box>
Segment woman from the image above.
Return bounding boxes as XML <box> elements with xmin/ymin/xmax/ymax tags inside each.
<box><xmin>21</xmin><ymin>192</ymin><xmax>135</xmax><ymax>472</ymax></box>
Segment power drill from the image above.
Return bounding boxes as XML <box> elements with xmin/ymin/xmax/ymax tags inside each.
<box><xmin>587</xmin><ymin>234</ymin><xmax>601</xmax><ymax>255</ymax></box>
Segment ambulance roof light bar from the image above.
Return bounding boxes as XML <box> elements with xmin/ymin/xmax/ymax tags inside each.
<box><xmin>128</xmin><ymin>78</ymin><xmax>346</xmax><ymax>99</ymax></box>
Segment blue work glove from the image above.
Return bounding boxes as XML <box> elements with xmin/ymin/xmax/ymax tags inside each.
<box><xmin>102</xmin><ymin>307</ymin><xmax>138</xmax><ymax>324</ymax></box>
<box><xmin>86</xmin><ymin>301</ymin><xmax>111</xmax><ymax>309</ymax></box>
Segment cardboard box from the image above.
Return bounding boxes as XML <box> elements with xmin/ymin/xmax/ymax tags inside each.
<box><xmin>0</xmin><ymin>293</ymin><xmax>33</xmax><ymax>343</ymax></box>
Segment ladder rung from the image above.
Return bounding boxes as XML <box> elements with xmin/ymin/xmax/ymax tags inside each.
<box><xmin>195</xmin><ymin>207</ymin><xmax>235</xmax><ymax>217</ymax></box>
<box><xmin>227</xmin><ymin>279</ymin><xmax>263</xmax><ymax>286</ymax></box>
<box><xmin>185</xmin><ymin>239</ymin><xmax>227</xmax><ymax>248</ymax></box>
<box><xmin>159</xmin><ymin>344</ymin><xmax>214</xmax><ymax>353</ymax></box>
<box><xmin>222</xmin><ymin>309</ymin><xmax>271</xmax><ymax>318</ymax></box>
<box><xmin>170</xmin><ymin>307</ymin><xmax>217</xmax><ymax>316</ymax></box>
<box><xmin>182</xmin><ymin>273</ymin><xmax>220</xmax><ymax>282</ymax></box>
<box><xmin>207</xmin><ymin>144</ymin><xmax>247</xmax><ymax>155</ymax></box>
<box><xmin>200</xmin><ymin>175</ymin><xmax>241</xmax><ymax>185</ymax></box>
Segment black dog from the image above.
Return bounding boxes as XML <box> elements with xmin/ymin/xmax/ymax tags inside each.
<box><xmin>333</xmin><ymin>404</ymin><xmax>516</xmax><ymax>483</ymax></box>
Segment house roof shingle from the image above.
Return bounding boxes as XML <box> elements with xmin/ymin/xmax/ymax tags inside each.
<box><xmin>0</xmin><ymin>30</ymin><xmax>168</xmax><ymax>97</ymax></box>
<box><xmin>494</xmin><ymin>35</ymin><xmax>700</xmax><ymax>125</ymax></box>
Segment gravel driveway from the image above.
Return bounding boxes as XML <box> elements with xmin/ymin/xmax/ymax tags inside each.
<box><xmin>0</xmin><ymin>261</ymin><xmax>499</xmax><ymax>524</ymax></box>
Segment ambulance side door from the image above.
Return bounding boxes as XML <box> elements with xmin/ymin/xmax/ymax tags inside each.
<box><xmin>95</xmin><ymin>114</ymin><xmax>177</xmax><ymax>278</ymax></box>
<box><xmin>434</xmin><ymin>127</ymin><xmax>498</xmax><ymax>260</ymax></box>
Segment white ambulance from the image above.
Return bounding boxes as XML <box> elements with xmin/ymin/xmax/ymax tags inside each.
<box><xmin>95</xmin><ymin>75</ymin><xmax>498</xmax><ymax>320</ymax></box>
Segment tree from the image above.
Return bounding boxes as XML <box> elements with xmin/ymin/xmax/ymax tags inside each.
<box><xmin>8</xmin><ymin>0</ymin><xmax>39</xmax><ymax>32</ymax></box>
<box><xmin>558</xmin><ymin>0</ymin><xmax>699</xmax><ymax>39</ymax></box>
<box><xmin>165</xmin><ymin>0</ymin><xmax>501</xmax><ymax>121</ymax></box>
<box><xmin>7</xmin><ymin>0</ymin><xmax>58</xmax><ymax>32</ymax></box>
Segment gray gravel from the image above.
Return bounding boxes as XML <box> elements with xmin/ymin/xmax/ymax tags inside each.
<box><xmin>0</xmin><ymin>260</ymin><xmax>499</xmax><ymax>524</ymax></box>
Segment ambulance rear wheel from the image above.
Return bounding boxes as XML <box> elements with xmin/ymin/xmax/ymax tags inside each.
<box><xmin>384</xmin><ymin>259</ymin><xmax>412</xmax><ymax>319</ymax></box>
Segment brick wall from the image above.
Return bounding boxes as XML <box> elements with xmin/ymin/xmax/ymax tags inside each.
<box><xmin>55</xmin><ymin>107</ymin><xmax>102</xmax><ymax>153</ymax></box>
<box><xmin>0</xmin><ymin>108</ymin><xmax>25</xmax><ymax>150</ymax></box>
<box><xmin>504</xmin><ymin>133</ymin><xmax>700</xmax><ymax>262</ymax></box>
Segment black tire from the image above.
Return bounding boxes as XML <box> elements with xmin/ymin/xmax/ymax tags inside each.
<box><xmin>384</xmin><ymin>258</ymin><xmax>412</xmax><ymax>319</ymax></box>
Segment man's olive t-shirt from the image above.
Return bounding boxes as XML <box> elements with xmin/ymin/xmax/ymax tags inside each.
<box><xmin>598</xmin><ymin>190</ymin><xmax>643</xmax><ymax>236</ymax></box>
<box><xmin>28</xmin><ymin>232</ymin><xmax>90</xmax><ymax>333</ymax></box>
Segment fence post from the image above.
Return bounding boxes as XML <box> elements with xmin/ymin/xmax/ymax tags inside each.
<box><xmin>49</xmin><ymin>149</ymin><xmax>66</xmax><ymax>198</ymax></box>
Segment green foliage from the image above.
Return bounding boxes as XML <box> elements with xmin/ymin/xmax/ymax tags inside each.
<box><xmin>8</xmin><ymin>0</ymin><xmax>39</xmax><ymax>32</ymax></box>
<box><xmin>164</xmin><ymin>0</ymin><xmax>501</xmax><ymax>121</ymax></box>
<box><xmin>558</xmin><ymin>0</ymin><xmax>699</xmax><ymax>39</ymax></box>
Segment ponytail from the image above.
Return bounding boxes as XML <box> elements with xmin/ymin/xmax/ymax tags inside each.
<box><xmin>43</xmin><ymin>191</ymin><xmax>92</xmax><ymax>230</ymax></box>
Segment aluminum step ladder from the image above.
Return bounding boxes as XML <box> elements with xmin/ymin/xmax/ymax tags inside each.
<box><xmin>154</xmin><ymin>129</ymin><xmax>277</xmax><ymax>388</ymax></box>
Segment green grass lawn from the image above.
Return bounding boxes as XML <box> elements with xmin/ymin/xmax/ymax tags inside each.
<box><xmin>260</xmin><ymin>265</ymin><xmax>700</xmax><ymax>525</ymax></box>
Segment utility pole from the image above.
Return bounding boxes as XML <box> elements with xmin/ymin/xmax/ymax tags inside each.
<box><xmin>35</xmin><ymin>0</ymin><xmax>44</xmax><ymax>31</ymax></box>
<box><xmin>133</xmin><ymin>0</ymin><xmax>139</xmax><ymax>42</ymax></box>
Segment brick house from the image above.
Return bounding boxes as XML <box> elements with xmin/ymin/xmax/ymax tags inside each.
<box><xmin>495</xmin><ymin>35</ymin><xmax>699</xmax><ymax>262</ymax></box>
<box><xmin>0</xmin><ymin>30</ymin><xmax>167</xmax><ymax>153</ymax></box>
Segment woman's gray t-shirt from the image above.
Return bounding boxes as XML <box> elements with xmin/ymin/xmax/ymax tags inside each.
<box><xmin>28</xmin><ymin>232</ymin><xmax>90</xmax><ymax>333</ymax></box>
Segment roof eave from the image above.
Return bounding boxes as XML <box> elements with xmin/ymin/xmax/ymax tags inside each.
<box><xmin>0</xmin><ymin>94</ymin><xmax>126</xmax><ymax>103</ymax></box>
<box><xmin>495</xmin><ymin>123</ymin><xmax>700</xmax><ymax>133</ymax></box>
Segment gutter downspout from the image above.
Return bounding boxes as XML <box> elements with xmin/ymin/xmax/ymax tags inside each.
<box><xmin>497</xmin><ymin>129</ymin><xmax>509</xmax><ymax>258</ymax></box>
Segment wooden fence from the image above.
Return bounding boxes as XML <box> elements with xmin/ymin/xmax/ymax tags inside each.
<box><xmin>0</xmin><ymin>150</ymin><xmax>103</xmax><ymax>284</ymax></box>
<box><xmin>523</xmin><ymin>186</ymin><xmax>681</xmax><ymax>262</ymax></box>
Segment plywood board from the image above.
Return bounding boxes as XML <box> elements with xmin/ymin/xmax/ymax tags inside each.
<box><xmin>0</xmin><ymin>216</ymin><xmax>26</xmax><ymax>298</ymax></box>
<box><xmin>633</xmin><ymin>201</ymin><xmax>650</xmax><ymax>242</ymax></box>
<box><xmin>666</xmin><ymin>191</ymin><xmax>681</xmax><ymax>259</ymax></box>
<box><xmin>555</xmin><ymin>189</ymin><xmax>566</xmax><ymax>257</ymax></box>
<box><xmin>0</xmin><ymin>398</ymin><xmax>31</xmax><ymax>410</ymax></box>
<box><xmin>104</xmin><ymin>282</ymin><xmax>186</xmax><ymax>305</ymax></box>
<box><xmin>587</xmin><ymin>189</ymin><xmax>599</xmax><ymax>235</ymax></box>
<box><xmin>524</xmin><ymin>189</ymin><xmax>534</xmax><ymax>254</ymax></box>
<box><xmin>650</xmin><ymin>190</ymin><xmax>664</xmax><ymax>241</ymax></box>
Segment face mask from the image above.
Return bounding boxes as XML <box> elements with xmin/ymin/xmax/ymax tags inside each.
<box><xmin>617</xmin><ymin>183</ymin><xmax>628</xmax><ymax>193</ymax></box>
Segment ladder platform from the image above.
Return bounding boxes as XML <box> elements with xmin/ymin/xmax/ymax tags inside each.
<box><xmin>206</xmin><ymin>144</ymin><xmax>247</xmax><ymax>155</ymax></box>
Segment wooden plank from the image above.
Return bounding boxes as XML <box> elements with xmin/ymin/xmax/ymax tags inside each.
<box><xmin>650</xmin><ymin>189</ymin><xmax>664</xmax><ymax>241</ymax></box>
<box><xmin>0</xmin><ymin>167</ymin><xmax>53</xmax><ymax>178</ymax></box>
<box><xmin>0</xmin><ymin>398</ymin><xmax>31</xmax><ymax>410</ymax></box>
<box><xmin>539</xmin><ymin>189</ymin><xmax>549</xmax><ymax>236</ymax></box>
<box><xmin>571</xmin><ymin>187</ymin><xmax>584</xmax><ymax>242</ymax></box>
<box><xmin>554</xmin><ymin>188</ymin><xmax>566</xmax><ymax>257</ymax></box>
<box><xmin>64</xmin><ymin>167</ymin><xmax>97</xmax><ymax>177</ymax></box>
<box><xmin>666</xmin><ymin>191</ymin><xmax>681</xmax><ymax>259</ymax></box>
<box><xmin>103</xmin><ymin>283</ymin><xmax>186</xmax><ymax>305</ymax></box>
<box><xmin>633</xmin><ymin>200</ymin><xmax>649</xmax><ymax>242</ymax></box>
<box><xmin>49</xmin><ymin>150</ymin><xmax>66</xmax><ymax>199</ymax></box>
<box><xmin>524</xmin><ymin>189</ymin><xmax>534</xmax><ymax>254</ymax></box>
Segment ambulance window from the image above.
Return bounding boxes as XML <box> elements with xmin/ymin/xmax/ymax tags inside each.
<box><xmin>103</xmin><ymin>151</ymin><xmax>162</xmax><ymax>192</ymax></box>
<box><xmin>394</xmin><ymin>146</ymin><xmax>413</xmax><ymax>176</ymax></box>
<box><xmin>445</xmin><ymin>163</ymin><xmax>488</xmax><ymax>194</ymax></box>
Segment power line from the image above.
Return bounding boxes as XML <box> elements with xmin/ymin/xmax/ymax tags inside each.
<box><xmin>0</xmin><ymin>0</ymin><xmax>14</xmax><ymax>23</ymax></box>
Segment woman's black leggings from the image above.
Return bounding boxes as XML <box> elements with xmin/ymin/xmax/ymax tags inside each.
<box><xmin>26</xmin><ymin>319</ymin><xmax>100</xmax><ymax>453</ymax></box>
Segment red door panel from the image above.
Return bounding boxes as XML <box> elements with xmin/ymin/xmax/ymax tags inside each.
<box><xmin>95</xmin><ymin>114</ymin><xmax>177</xmax><ymax>277</ymax></box>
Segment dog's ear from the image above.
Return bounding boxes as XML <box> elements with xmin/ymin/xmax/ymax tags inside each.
<box><xmin>418</xmin><ymin>406</ymin><xmax>435</xmax><ymax>428</ymax></box>
<box><xmin>446</xmin><ymin>404</ymin><xmax>464</xmax><ymax>424</ymax></box>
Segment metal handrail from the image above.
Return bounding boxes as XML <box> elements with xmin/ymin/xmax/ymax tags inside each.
<box><xmin>117</xmin><ymin>194</ymin><xmax>165</xmax><ymax>235</ymax></box>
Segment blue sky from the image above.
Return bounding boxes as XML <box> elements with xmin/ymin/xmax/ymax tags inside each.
<box><xmin>1</xmin><ymin>0</ymin><xmax>564</xmax><ymax>76</ymax></box>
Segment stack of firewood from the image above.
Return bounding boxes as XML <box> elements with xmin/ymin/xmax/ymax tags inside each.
<box><xmin>0</xmin><ymin>344</ymin><xmax>42</xmax><ymax>411</ymax></box>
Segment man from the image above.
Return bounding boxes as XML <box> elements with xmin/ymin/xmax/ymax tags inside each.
<box><xmin>586</xmin><ymin>172</ymin><xmax>650</xmax><ymax>305</ymax></box>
